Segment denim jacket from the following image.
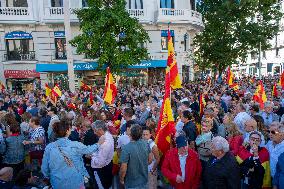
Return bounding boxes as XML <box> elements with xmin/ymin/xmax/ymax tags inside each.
<box><xmin>0</xmin><ymin>135</ymin><xmax>25</xmax><ymax>164</ymax></box>
<box><xmin>41</xmin><ymin>137</ymin><xmax>100</xmax><ymax>189</ymax></box>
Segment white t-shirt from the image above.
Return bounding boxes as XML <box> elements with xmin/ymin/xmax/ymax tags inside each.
<box><xmin>117</xmin><ymin>133</ymin><xmax>130</xmax><ymax>149</ymax></box>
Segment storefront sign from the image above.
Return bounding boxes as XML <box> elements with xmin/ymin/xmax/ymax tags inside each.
<box><xmin>5</xmin><ymin>31</ymin><xmax>33</xmax><ymax>39</ymax></box>
<box><xmin>54</xmin><ymin>31</ymin><xmax>65</xmax><ymax>38</ymax></box>
<box><xmin>4</xmin><ymin>70</ymin><xmax>40</xmax><ymax>79</ymax></box>
<box><xmin>73</xmin><ymin>63</ymin><xmax>97</xmax><ymax>70</ymax></box>
<box><xmin>161</xmin><ymin>30</ymin><xmax>175</xmax><ymax>37</ymax></box>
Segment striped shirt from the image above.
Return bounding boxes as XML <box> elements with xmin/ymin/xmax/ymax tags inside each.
<box><xmin>30</xmin><ymin>126</ymin><xmax>46</xmax><ymax>151</ymax></box>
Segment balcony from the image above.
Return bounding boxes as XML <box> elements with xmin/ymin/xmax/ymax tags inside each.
<box><xmin>0</xmin><ymin>7</ymin><xmax>35</xmax><ymax>24</ymax></box>
<box><xmin>157</xmin><ymin>8</ymin><xmax>203</xmax><ymax>26</ymax></box>
<box><xmin>127</xmin><ymin>9</ymin><xmax>150</xmax><ymax>23</ymax></box>
<box><xmin>4</xmin><ymin>51</ymin><xmax>36</xmax><ymax>61</ymax></box>
<box><xmin>42</xmin><ymin>7</ymin><xmax>78</xmax><ymax>23</ymax></box>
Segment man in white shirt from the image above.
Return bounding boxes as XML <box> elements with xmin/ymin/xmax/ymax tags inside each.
<box><xmin>234</xmin><ymin>103</ymin><xmax>252</xmax><ymax>133</ymax></box>
<box><xmin>265</xmin><ymin>122</ymin><xmax>284</xmax><ymax>178</ymax></box>
<box><xmin>91</xmin><ymin>120</ymin><xmax>114</xmax><ymax>189</ymax></box>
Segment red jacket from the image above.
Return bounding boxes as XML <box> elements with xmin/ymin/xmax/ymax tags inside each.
<box><xmin>161</xmin><ymin>148</ymin><xmax>202</xmax><ymax>189</ymax></box>
<box><xmin>228</xmin><ymin>135</ymin><xmax>243</xmax><ymax>156</ymax></box>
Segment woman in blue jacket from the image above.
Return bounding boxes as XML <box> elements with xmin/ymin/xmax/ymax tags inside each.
<box><xmin>273</xmin><ymin>152</ymin><xmax>284</xmax><ymax>189</ymax></box>
<box><xmin>41</xmin><ymin>119</ymin><xmax>104</xmax><ymax>189</ymax></box>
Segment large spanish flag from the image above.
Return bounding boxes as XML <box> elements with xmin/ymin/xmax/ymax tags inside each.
<box><xmin>155</xmin><ymin>67</ymin><xmax>176</xmax><ymax>155</ymax></box>
<box><xmin>167</xmin><ymin>29</ymin><xmax>182</xmax><ymax>89</ymax></box>
<box><xmin>103</xmin><ymin>67</ymin><xmax>117</xmax><ymax>104</ymax></box>
<box><xmin>45</xmin><ymin>84</ymin><xmax>52</xmax><ymax>97</ymax></box>
<box><xmin>227</xmin><ymin>67</ymin><xmax>234</xmax><ymax>86</ymax></box>
<box><xmin>253</xmin><ymin>81</ymin><xmax>267</xmax><ymax>109</ymax></box>
<box><xmin>52</xmin><ymin>84</ymin><xmax>62</xmax><ymax>97</ymax></box>
<box><xmin>272</xmin><ymin>83</ymin><xmax>278</xmax><ymax>98</ymax></box>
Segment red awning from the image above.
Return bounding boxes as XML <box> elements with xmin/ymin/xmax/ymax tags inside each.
<box><xmin>4</xmin><ymin>70</ymin><xmax>40</xmax><ymax>79</ymax></box>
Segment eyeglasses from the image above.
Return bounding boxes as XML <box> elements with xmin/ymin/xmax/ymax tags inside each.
<box><xmin>269</xmin><ymin>130</ymin><xmax>280</xmax><ymax>135</ymax></box>
<box><xmin>250</xmin><ymin>137</ymin><xmax>261</xmax><ymax>142</ymax></box>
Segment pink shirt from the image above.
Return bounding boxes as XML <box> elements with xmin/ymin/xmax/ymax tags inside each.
<box><xmin>91</xmin><ymin>131</ymin><xmax>114</xmax><ymax>168</ymax></box>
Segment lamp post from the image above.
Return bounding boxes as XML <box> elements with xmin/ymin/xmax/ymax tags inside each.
<box><xmin>64</xmin><ymin>0</ymin><xmax>75</xmax><ymax>92</ymax></box>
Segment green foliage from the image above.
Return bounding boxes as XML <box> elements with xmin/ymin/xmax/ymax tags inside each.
<box><xmin>70</xmin><ymin>0</ymin><xmax>149</xmax><ymax>74</ymax></box>
<box><xmin>194</xmin><ymin>0</ymin><xmax>283</xmax><ymax>72</ymax></box>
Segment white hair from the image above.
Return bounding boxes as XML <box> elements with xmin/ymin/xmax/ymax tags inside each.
<box><xmin>271</xmin><ymin>122</ymin><xmax>284</xmax><ymax>133</ymax></box>
<box><xmin>264</xmin><ymin>101</ymin><xmax>274</xmax><ymax>108</ymax></box>
<box><xmin>212</xmin><ymin>136</ymin><xmax>230</xmax><ymax>153</ymax></box>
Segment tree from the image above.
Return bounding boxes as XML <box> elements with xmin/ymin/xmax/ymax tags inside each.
<box><xmin>70</xmin><ymin>0</ymin><xmax>149</xmax><ymax>73</ymax></box>
<box><xmin>193</xmin><ymin>0</ymin><xmax>283</xmax><ymax>73</ymax></box>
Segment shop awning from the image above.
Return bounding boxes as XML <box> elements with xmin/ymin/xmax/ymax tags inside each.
<box><xmin>36</xmin><ymin>60</ymin><xmax>167</xmax><ymax>72</ymax></box>
<box><xmin>5</xmin><ymin>31</ymin><xmax>33</xmax><ymax>39</ymax></box>
<box><xmin>4</xmin><ymin>70</ymin><xmax>40</xmax><ymax>79</ymax></box>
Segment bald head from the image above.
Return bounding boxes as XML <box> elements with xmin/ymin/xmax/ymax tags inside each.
<box><xmin>0</xmin><ymin>167</ymin><xmax>13</xmax><ymax>182</ymax></box>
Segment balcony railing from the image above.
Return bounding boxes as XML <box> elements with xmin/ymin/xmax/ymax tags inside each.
<box><xmin>127</xmin><ymin>9</ymin><xmax>150</xmax><ymax>22</ymax></box>
<box><xmin>43</xmin><ymin>7</ymin><xmax>78</xmax><ymax>22</ymax></box>
<box><xmin>4</xmin><ymin>51</ymin><xmax>36</xmax><ymax>61</ymax></box>
<box><xmin>157</xmin><ymin>8</ymin><xmax>203</xmax><ymax>26</ymax></box>
<box><xmin>0</xmin><ymin>7</ymin><xmax>35</xmax><ymax>23</ymax></box>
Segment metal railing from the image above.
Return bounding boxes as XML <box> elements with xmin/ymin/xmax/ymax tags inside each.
<box><xmin>0</xmin><ymin>7</ymin><xmax>29</xmax><ymax>16</ymax></box>
<box><xmin>4</xmin><ymin>51</ymin><xmax>36</xmax><ymax>61</ymax></box>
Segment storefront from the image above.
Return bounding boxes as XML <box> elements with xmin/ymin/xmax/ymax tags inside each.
<box><xmin>4</xmin><ymin>70</ymin><xmax>40</xmax><ymax>93</ymax></box>
<box><xmin>36</xmin><ymin>60</ymin><xmax>167</xmax><ymax>88</ymax></box>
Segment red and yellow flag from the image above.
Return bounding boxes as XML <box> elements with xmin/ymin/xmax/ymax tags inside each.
<box><xmin>88</xmin><ymin>91</ymin><xmax>94</xmax><ymax>106</ymax></box>
<box><xmin>0</xmin><ymin>81</ymin><xmax>5</xmax><ymax>91</ymax></box>
<box><xmin>103</xmin><ymin>67</ymin><xmax>117</xmax><ymax>104</ymax></box>
<box><xmin>279</xmin><ymin>71</ymin><xmax>284</xmax><ymax>89</ymax></box>
<box><xmin>199</xmin><ymin>94</ymin><xmax>206</xmax><ymax>117</ymax></box>
<box><xmin>52</xmin><ymin>84</ymin><xmax>62</xmax><ymax>97</ymax></box>
<box><xmin>227</xmin><ymin>67</ymin><xmax>234</xmax><ymax>86</ymax></box>
<box><xmin>167</xmin><ymin>29</ymin><xmax>182</xmax><ymax>89</ymax></box>
<box><xmin>253</xmin><ymin>81</ymin><xmax>267</xmax><ymax>109</ymax></box>
<box><xmin>272</xmin><ymin>83</ymin><xmax>278</xmax><ymax>98</ymax></box>
<box><xmin>80</xmin><ymin>81</ymin><xmax>92</xmax><ymax>91</ymax></box>
<box><xmin>45</xmin><ymin>84</ymin><xmax>52</xmax><ymax>97</ymax></box>
<box><xmin>155</xmin><ymin>67</ymin><xmax>176</xmax><ymax>155</ymax></box>
<box><xmin>230</xmin><ymin>83</ymin><xmax>239</xmax><ymax>91</ymax></box>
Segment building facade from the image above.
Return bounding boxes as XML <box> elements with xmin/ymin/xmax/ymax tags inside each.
<box><xmin>232</xmin><ymin>1</ymin><xmax>284</xmax><ymax>77</ymax></box>
<box><xmin>0</xmin><ymin>0</ymin><xmax>203</xmax><ymax>91</ymax></box>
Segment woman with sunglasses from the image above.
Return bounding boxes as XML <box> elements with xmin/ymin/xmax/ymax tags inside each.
<box><xmin>236</xmin><ymin>131</ymin><xmax>271</xmax><ymax>189</ymax></box>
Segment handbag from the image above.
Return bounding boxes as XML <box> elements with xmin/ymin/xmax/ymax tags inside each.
<box><xmin>56</xmin><ymin>143</ymin><xmax>90</xmax><ymax>187</ymax></box>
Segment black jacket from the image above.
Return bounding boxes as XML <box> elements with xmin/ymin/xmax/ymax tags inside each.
<box><xmin>182</xmin><ymin>121</ymin><xmax>197</xmax><ymax>143</ymax></box>
<box><xmin>203</xmin><ymin>152</ymin><xmax>241</xmax><ymax>189</ymax></box>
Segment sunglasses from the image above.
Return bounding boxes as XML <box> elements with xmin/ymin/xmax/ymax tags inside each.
<box><xmin>269</xmin><ymin>130</ymin><xmax>280</xmax><ymax>135</ymax></box>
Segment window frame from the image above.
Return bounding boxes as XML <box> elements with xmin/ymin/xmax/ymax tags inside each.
<box><xmin>55</xmin><ymin>38</ymin><xmax>67</xmax><ymax>60</ymax></box>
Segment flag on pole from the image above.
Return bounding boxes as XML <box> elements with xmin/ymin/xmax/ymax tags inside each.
<box><xmin>103</xmin><ymin>67</ymin><xmax>117</xmax><ymax>104</ymax></box>
<box><xmin>226</xmin><ymin>67</ymin><xmax>234</xmax><ymax>86</ymax></box>
<box><xmin>80</xmin><ymin>81</ymin><xmax>92</xmax><ymax>91</ymax></box>
<box><xmin>0</xmin><ymin>81</ymin><xmax>5</xmax><ymax>91</ymax></box>
<box><xmin>52</xmin><ymin>84</ymin><xmax>62</xmax><ymax>97</ymax></box>
<box><xmin>253</xmin><ymin>81</ymin><xmax>267</xmax><ymax>109</ymax></box>
<box><xmin>272</xmin><ymin>83</ymin><xmax>278</xmax><ymax>98</ymax></box>
<box><xmin>88</xmin><ymin>91</ymin><xmax>94</xmax><ymax>106</ymax></box>
<box><xmin>279</xmin><ymin>72</ymin><xmax>284</xmax><ymax>89</ymax></box>
<box><xmin>45</xmin><ymin>84</ymin><xmax>52</xmax><ymax>97</ymax></box>
<box><xmin>167</xmin><ymin>28</ymin><xmax>182</xmax><ymax>89</ymax></box>
<box><xmin>155</xmin><ymin>67</ymin><xmax>176</xmax><ymax>155</ymax></box>
<box><xmin>199</xmin><ymin>94</ymin><xmax>206</xmax><ymax>117</ymax></box>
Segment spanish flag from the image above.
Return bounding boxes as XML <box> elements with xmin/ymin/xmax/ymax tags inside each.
<box><xmin>103</xmin><ymin>67</ymin><xmax>117</xmax><ymax>104</ymax></box>
<box><xmin>279</xmin><ymin>71</ymin><xmax>284</xmax><ymax>89</ymax></box>
<box><xmin>227</xmin><ymin>67</ymin><xmax>234</xmax><ymax>86</ymax></box>
<box><xmin>155</xmin><ymin>66</ymin><xmax>176</xmax><ymax>155</ymax></box>
<box><xmin>88</xmin><ymin>91</ymin><xmax>94</xmax><ymax>106</ymax></box>
<box><xmin>0</xmin><ymin>81</ymin><xmax>5</xmax><ymax>91</ymax></box>
<box><xmin>167</xmin><ymin>29</ymin><xmax>182</xmax><ymax>89</ymax></box>
<box><xmin>80</xmin><ymin>81</ymin><xmax>92</xmax><ymax>91</ymax></box>
<box><xmin>199</xmin><ymin>94</ymin><xmax>206</xmax><ymax>117</ymax></box>
<box><xmin>45</xmin><ymin>84</ymin><xmax>52</xmax><ymax>97</ymax></box>
<box><xmin>52</xmin><ymin>84</ymin><xmax>62</xmax><ymax>97</ymax></box>
<box><xmin>253</xmin><ymin>81</ymin><xmax>267</xmax><ymax>109</ymax></box>
<box><xmin>230</xmin><ymin>83</ymin><xmax>239</xmax><ymax>91</ymax></box>
<box><xmin>272</xmin><ymin>83</ymin><xmax>278</xmax><ymax>98</ymax></box>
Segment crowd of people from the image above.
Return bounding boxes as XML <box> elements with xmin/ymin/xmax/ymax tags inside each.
<box><xmin>0</xmin><ymin>75</ymin><xmax>283</xmax><ymax>189</ymax></box>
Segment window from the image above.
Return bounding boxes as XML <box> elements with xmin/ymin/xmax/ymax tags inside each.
<box><xmin>184</xmin><ymin>33</ymin><xmax>189</xmax><ymax>51</ymax></box>
<box><xmin>160</xmin><ymin>0</ymin><xmax>174</xmax><ymax>8</ymax></box>
<box><xmin>267</xmin><ymin>63</ymin><xmax>273</xmax><ymax>73</ymax></box>
<box><xmin>6</xmin><ymin>39</ymin><xmax>34</xmax><ymax>61</ymax></box>
<box><xmin>276</xmin><ymin>48</ymin><xmax>279</xmax><ymax>57</ymax></box>
<box><xmin>161</xmin><ymin>30</ymin><xmax>174</xmax><ymax>50</ymax></box>
<box><xmin>55</xmin><ymin>38</ymin><xmax>66</xmax><ymax>59</ymax></box>
<box><xmin>127</xmin><ymin>0</ymin><xmax>144</xmax><ymax>9</ymax></box>
<box><xmin>6</xmin><ymin>0</ymin><xmax>28</xmax><ymax>7</ymax></box>
<box><xmin>190</xmin><ymin>0</ymin><xmax>195</xmax><ymax>10</ymax></box>
<box><xmin>51</xmin><ymin>0</ymin><xmax>63</xmax><ymax>7</ymax></box>
<box><xmin>82</xmin><ymin>0</ymin><xmax>88</xmax><ymax>7</ymax></box>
